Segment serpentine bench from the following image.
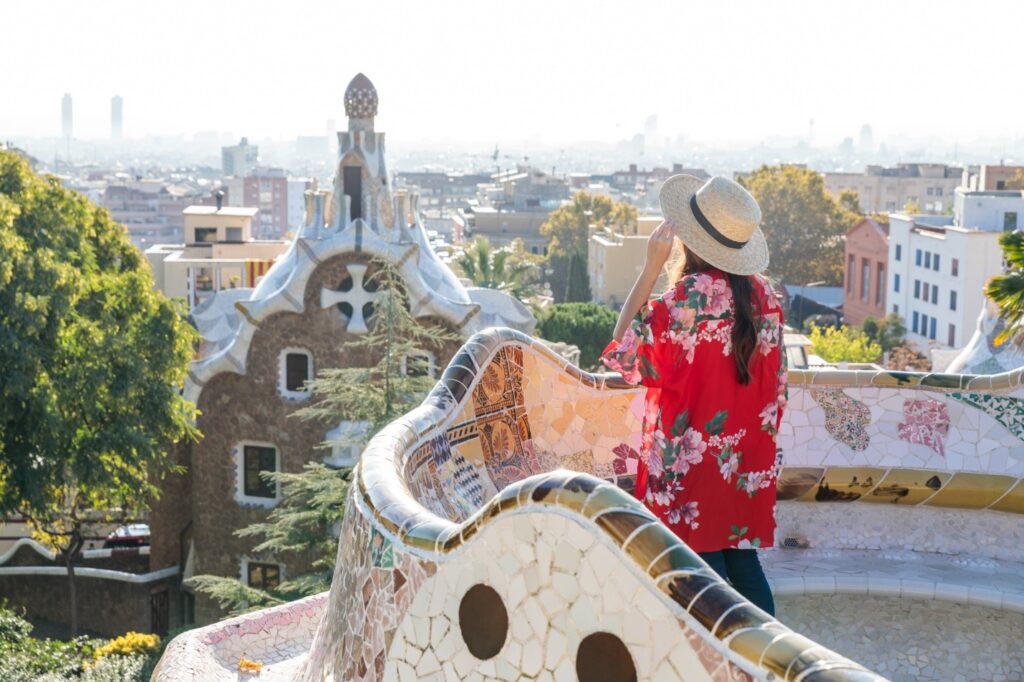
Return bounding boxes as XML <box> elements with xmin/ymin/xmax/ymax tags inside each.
<box><xmin>154</xmin><ymin>327</ymin><xmax>1024</xmax><ymax>682</ymax></box>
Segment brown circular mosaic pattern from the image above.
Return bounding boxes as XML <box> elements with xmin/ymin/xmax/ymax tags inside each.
<box><xmin>576</xmin><ymin>632</ymin><xmax>637</xmax><ymax>682</ymax></box>
<box><xmin>458</xmin><ymin>583</ymin><xmax>508</xmax><ymax>659</ymax></box>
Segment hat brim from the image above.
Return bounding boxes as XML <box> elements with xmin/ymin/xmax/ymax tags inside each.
<box><xmin>659</xmin><ymin>174</ymin><xmax>769</xmax><ymax>276</ymax></box>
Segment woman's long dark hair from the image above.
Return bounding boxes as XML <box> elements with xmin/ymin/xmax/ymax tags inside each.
<box><xmin>670</xmin><ymin>244</ymin><xmax>758</xmax><ymax>385</ymax></box>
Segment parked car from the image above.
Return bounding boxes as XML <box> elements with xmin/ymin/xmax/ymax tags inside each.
<box><xmin>102</xmin><ymin>523</ymin><xmax>150</xmax><ymax>549</ymax></box>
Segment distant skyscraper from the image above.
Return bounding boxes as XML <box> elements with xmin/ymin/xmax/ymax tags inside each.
<box><xmin>61</xmin><ymin>93</ymin><xmax>73</xmax><ymax>140</ymax></box>
<box><xmin>644</xmin><ymin>114</ymin><xmax>658</xmax><ymax>135</ymax></box>
<box><xmin>327</xmin><ymin>118</ymin><xmax>337</xmax><ymax>152</ymax></box>
<box><xmin>111</xmin><ymin>95</ymin><xmax>123</xmax><ymax>140</ymax></box>
<box><xmin>859</xmin><ymin>124</ymin><xmax>874</xmax><ymax>153</ymax></box>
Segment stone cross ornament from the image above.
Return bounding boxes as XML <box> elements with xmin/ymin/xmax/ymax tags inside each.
<box><xmin>320</xmin><ymin>263</ymin><xmax>380</xmax><ymax>334</ymax></box>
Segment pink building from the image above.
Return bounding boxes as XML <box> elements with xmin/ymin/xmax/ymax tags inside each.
<box><xmin>843</xmin><ymin>218</ymin><xmax>890</xmax><ymax>325</ymax></box>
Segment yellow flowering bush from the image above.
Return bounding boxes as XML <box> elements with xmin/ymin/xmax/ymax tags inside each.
<box><xmin>93</xmin><ymin>631</ymin><xmax>160</xmax><ymax>660</ymax></box>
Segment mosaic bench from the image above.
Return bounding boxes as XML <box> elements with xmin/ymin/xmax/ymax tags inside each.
<box><xmin>156</xmin><ymin>326</ymin><xmax>1024</xmax><ymax>681</ymax></box>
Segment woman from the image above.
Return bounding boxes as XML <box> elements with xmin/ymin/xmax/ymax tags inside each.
<box><xmin>601</xmin><ymin>174</ymin><xmax>786</xmax><ymax>615</ymax></box>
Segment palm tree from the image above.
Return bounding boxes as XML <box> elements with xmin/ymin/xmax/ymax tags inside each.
<box><xmin>456</xmin><ymin>237</ymin><xmax>540</xmax><ymax>301</ymax></box>
<box><xmin>986</xmin><ymin>230</ymin><xmax>1024</xmax><ymax>346</ymax></box>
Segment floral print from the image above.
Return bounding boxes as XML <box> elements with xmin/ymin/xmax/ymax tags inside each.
<box><xmin>602</xmin><ymin>270</ymin><xmax>787</xmax><ymax>552</ymax></box>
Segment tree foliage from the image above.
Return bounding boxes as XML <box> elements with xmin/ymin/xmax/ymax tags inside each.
<box><xmin>861</xmin><ymin>312</ymin><xmax>906</xmax><ymax>352</ymax></box>
<box><xmin>986</xmin><ymin>230</ymin><xmax>1024</xmax><ymax>347</ymax></box>
<box><xmin>187</xmin><ymin>463</ymin><xmax>350</xmax><ymax>616</ymax></box>
<box><xmin>738</xmin><ymin>165</ymin><xmax>859</xmax><ymax>287</ymax></box>
<box><xmin>190</xmin><ymin>258</ymin><xmax>456</xmax><ymax>614</ymax></box>
<box><xmin>454</xmin><ymin>237</ymin><xmax>540</xmax><ymax>300</ymax></box>
<box><xmin>0</xmin><ymin>150</ymin><xmax>198</xmax><ymax>634</ymax></box>
<box><xmin>565</xmin><ymin>252</ymin><xmax>592</xmax><ymax>303</ymax></box>
<box><xmin>540</xmin><ymin>192</ymin><xmax>637</xmax><ymax>302</ymax></box>
<box><xmin>808</xmin><ymin>325</ymin><xmax>883</xmax><ymax>364</ymax></box>
<box><xmin>536</xmin><ymin>302</ymin><xmax>617</xmax><ymax>369</ymax></box>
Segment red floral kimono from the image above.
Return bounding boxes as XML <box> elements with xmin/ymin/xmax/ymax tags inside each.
<box><xmin>601</xmin><ymin>270</ymin><xmax>787</xmax><ymax>552</ymax></box>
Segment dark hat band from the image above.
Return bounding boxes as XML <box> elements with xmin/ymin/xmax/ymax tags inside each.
<box><xmin>690</xmin><ymin>195</ymin><xmax>748</xmax><ymax>250</ymax></box>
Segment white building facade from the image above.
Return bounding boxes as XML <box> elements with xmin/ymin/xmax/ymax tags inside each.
<box><xmin>886</xmin><ymin>218</ymin><xmax>1001</xmax><ymax>352</ymax></box>
<box><xmin>886</xmin><ymin>189</ymin><xmax>1024</xmax><ymax>353</ymax></box>
<box><xmin>954</xmin><ymin>188</ymin><xmax>1024</xmax><ymax>232</ymax></box>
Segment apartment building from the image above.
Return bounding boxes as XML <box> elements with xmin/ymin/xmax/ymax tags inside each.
<box><xmin>588</xmin><ymin>217</ymin><xmax>668</xmax><ymax>308</ymax></box>
<box><xmin>145</xmin><ymin>201</ymin><xmax>287</xmax><ymax>311</ymax></box>
<box><xmin>823</xmin><ymin>163</ymin><xmax>961</xmax><ymax>214</ymax></box>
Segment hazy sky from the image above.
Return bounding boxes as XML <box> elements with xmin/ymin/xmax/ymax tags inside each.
<box><xmin>3</xmin><ymin>0</ymin><xmax>1023</xmax><ymax>146</ymax></box>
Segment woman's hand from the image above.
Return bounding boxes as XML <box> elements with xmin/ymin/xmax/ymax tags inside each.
<box><xmin>612</xmin><ymin>220</ymin><xmax>675</xmax><ymax>342</ymax></box>
<box><xmin>645</xmin><ymin>219</ymin><xmax>676</xmax><ymax>272</ymax></box>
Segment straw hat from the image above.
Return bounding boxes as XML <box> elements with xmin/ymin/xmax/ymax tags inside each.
<box><xmin>659</xmin><ymin>174</ymin><xmax>769</xmax><ymax>276</ymax></box>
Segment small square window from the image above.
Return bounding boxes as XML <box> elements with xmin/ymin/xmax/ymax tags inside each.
<box><xmin>243</xmin><ymin>445</ymin><xmax>277</xmax><ymax>499</ymax></box>
<box><xmin>247</xmin><ymin>562</ymin><xmax>280</xmax><ymax>591</ymax></box>
<box><xmin>226</xmin><ymin>227</ymin><xmax>242</xmax><ymax>242</ymax></box>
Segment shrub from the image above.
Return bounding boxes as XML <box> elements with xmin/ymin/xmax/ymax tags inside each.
<box><xmin>536</xmin><ymin>302</ymin><xmax>617</xmax><ymax>369</ymax></box>
<box><xmin>93</xmin><ymin>631</ymin><xmax>160</xmax><ymax>660</ymax></box>
<box><xmin>808</xmin><ymin>325</ymin><xmax>883</xmax><ymax>364</ymax></box>
<box><xmin>0</xmin><ymin>602</ymin><xmax>33</xmax><ymax>644</ymax></box>
<box><xmin>0</xmin><ymin>605</ymin><xmax>158</xmax><ymax>682</ymax></box>
<box><xmin>80</xmin><ymin>654</ymin><xmax>150</xmax><ymax>682</ymax></box>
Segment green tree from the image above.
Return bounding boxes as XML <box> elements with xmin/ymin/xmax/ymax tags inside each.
<box><xmin>903</xmin><ymin>197</ymin><xmax>922</xmax><ymax>214</ymax></box>
<box><xmin>739</xmin><ymin>165</ymin><xmax>859</xmax><ymax>286</ymax></box>
<box><xmin>808</xmin><ymin>325</ymin><xmax>883</xmax><ymax>363</ymax></box>
<box><xmin>0</xmin><ymin>151</ymin><xmax>198</xmax><ymax>635</ymax></box>
<box><xmin>838</xmin><ymin>189</ymin><xmax>863</xmax><ymax>215</ymax></box>
<box><xmin>536</xmin><ymin>302</ymin><xmax>618</xmax><ymax>368</ymax></box>
<box><xmin>565</xmin><ymin>252</ymin><xmax>592</xmax><ymax>302</ymax></box>
<box><xmin>861</xmin><ymin>312</ymin><xmax>906</xmax><ymax>352</ymax></box>
<box><xmin>986</xmin><ymin>230</ymin><xmax>1024</xmax><ymax>346</ymax></box>
<box><xmin>190</xmin><ymin>258</ymin><xmax>458</xmax><ymax>614</ymax></box>
<box><xmin>455</xmin><ymin>237</ymin><xmax>540</xmax><ymax>300</ymax></box>
<box><xmin>187</xmin><ymin>464</ymin><xmax>350</xmax><ymax>616</ymax></box>
<box><xmin>541</xmin><ymin>192</ymin><xmax>637</xmax><ymax>302</ymax></box>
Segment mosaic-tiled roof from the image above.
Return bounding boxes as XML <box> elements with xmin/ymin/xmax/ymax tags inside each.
<box><xmin>344</xmin><ymin>72</ymin><xmax>378</xmax><ymax>119</ymax></box>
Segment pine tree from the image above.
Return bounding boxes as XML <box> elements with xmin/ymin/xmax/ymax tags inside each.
<box><xmin>188</xmin><ymin>257</ymin><xmax>459</xmax><ymax>615</ymax></box>
<box><xmin>565</xmin><ymin>251</ymin><xmax>592</xmax><ymax>302</ymax></box>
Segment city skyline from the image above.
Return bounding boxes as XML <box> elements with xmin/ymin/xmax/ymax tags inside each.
<box><xmin>4</xmin><ymin>0</ymin><xmax>1024</xmax><ymax>149</ymax></box>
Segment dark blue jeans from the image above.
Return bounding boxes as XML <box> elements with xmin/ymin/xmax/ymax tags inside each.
<box><xmin>698</xmin><ymin>549</ymin><xmax>775</xmax><ymax>616</ymax></box>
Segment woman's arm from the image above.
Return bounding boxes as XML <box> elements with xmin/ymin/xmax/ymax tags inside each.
<box><xmin>612</xmin><ymin>220</ymin><xmax>676</xmax><ymax>341</ymax></box>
